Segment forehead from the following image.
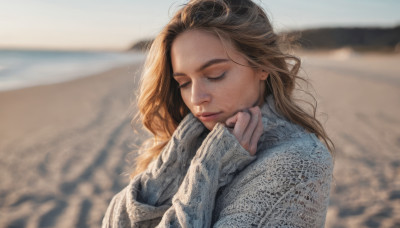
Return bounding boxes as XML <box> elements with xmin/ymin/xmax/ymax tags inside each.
<box><xmin>171</xmin><ymin>30</ymin><xmax>240</xmax><ymax>71</ymax></box>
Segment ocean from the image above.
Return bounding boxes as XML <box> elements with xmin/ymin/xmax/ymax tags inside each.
<box><xmin>0</xmin><ymin>49</ymin><xmax>145</xmax><ymax>92</ymax></box>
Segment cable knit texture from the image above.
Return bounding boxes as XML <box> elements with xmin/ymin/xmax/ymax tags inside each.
<box><xmin>102</xmin><ymin>95</ymin><xmax>334</xmax><ymax>228</ymax></box>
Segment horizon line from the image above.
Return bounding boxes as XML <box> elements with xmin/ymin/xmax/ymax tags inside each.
<box><xmin>1</xmin><ymin>24</ymin><xmax>398</xmax><ymax>52</ymax></box>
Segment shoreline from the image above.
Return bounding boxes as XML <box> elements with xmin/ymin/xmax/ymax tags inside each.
<box><xmin>0</xmin><ymin>62</ymin><xmax>145</xmax><ymax>149</ymax></box>
<box><xmin>0</xmin><ymin>49</ymin><xmax>145</xmax><ymax>92</ymax></box>
<box><xmin>0</xmin><ymin>62</ymin><xmax>140</xmax><ymax>94</ymax></box>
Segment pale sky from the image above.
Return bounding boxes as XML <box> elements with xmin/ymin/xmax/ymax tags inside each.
<box><xmin>1</xmin><ymin>0</ymin><xmax>399</xmax><ymax>51</ymax></box>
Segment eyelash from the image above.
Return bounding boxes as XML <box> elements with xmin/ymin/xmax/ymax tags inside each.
<box><xmin>178</xmin><ymin>72</ymin><xmax>226</xmax><ymax>89</ymax></box>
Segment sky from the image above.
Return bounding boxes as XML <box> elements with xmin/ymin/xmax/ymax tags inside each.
<box><xmin>1</xmin><ymin>0</ymin><xmax>399</xmax><ymax>51</ymax></box>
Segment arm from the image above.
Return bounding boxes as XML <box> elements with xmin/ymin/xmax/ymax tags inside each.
<box><xmin>136</xmin><ymin>114</ymin><xmax>206</xmax><ymax>207</ymax></box>
<box><xmin>156</xmin><ymin>123</ymin><xmax>256</xmax><ymax>227</ymax></box>
<box><xmin>102</xmin><ymin>113</ymin><xmax>206</xmax><ymax>227</ymax></box>
<box><xmin>213</xmin><ymin>146</ymin><xmax>334</xmax><ymax>228</ymax></box>
<box><xmin>103</xmin><ymin>122</ymin><xmax>256</xmax><ymax>227</ymax></box>
<box><xmin>103</xmin><ymin>109</ymin><xmax>260</xmax><ymax>227</ymax></box>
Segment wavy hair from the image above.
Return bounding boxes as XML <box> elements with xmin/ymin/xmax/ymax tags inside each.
<box><xmin>130</xmin><ymin>0</ymin><xmax>334</xmax><ymax>178</ymax></box>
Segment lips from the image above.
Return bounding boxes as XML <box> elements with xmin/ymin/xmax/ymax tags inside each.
<box><xmin>196</xmin><ymin>112</ymin><xmax>222</xmax><ymax>122</ymax></box>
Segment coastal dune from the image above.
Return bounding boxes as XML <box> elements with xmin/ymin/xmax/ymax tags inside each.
<box><xmin>0</xmin><ymin>51</ymin><xmax>399</xmax><ymax>227</ymax></box>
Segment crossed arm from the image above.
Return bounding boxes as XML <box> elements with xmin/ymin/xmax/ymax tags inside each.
<box><xmin>102</xmin><ymin>112</ymin><xmax>333</xmax><ymax>227</ymax></box>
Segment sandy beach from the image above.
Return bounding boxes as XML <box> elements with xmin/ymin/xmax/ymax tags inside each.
<box><xmin>1</xmin><ymin>51</ymin><xmax>399</xmax><ymax>227</ymax></box>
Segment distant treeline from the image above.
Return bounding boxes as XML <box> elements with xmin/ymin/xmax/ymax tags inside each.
<box><xmin>287</xmin><ymin>26</ymin><xmax>400</xmax><ymax>52</ymax></box>
<box><xmin>129</xmin><ymin>26</ymin><xmax>400</xmax><ymax>52</ymax></box>
<box><xmin>129</xmin><ymin>40</ymin><xmax>154</xmax><ymax>52</ymax></box>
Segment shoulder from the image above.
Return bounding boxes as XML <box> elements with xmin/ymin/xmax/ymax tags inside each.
<box><xmin>213</xmin><ymin>133</ymin><xmax>334</xmax><ymax>227</ymax></box>
<box><xmin>257</xmin><ymin>97</ymin><xmax>333</xmax><ymax>177</ymax></box>
<box><xmin>262</xmin><ymin>132</ymin><xmax>332</xmax><ymax>165</ymax></box>
<box><xmin>220</xmin><ymin>131</ymin><xmax>334</xmax><ymax>197</ymax></box>
<box><xmin>258</xmin><ymin>132</ymin><xmax>333</xmax><ymax>176</ymax></box>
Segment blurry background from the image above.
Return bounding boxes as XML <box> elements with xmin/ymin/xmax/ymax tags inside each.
<box><xmin>0</xmin><ymin>0</ymin><xmax>399</xmax><ymax>227</ymax></box>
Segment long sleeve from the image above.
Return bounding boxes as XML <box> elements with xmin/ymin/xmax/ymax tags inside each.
<box><xmin>136</xmin><ymin>114</ymin><xmax>206</xmax><ymax>208</ymax></box>
<box><xmin>156</xmin><ymin>123</ymin><xmax>256</xmax><ymax>227</ymax></box>
<box><xmin>102</xmin><ymin>117</ymin><xmax>256</xmax><ymax>228</ymax></box>
<box><xmin>103</xmin><ymin>95</ymin><xmax>334</xmax><ymax>227</ymax></box>
<box><xmin>212</xmin><ymin>135</ymin><xmax>334</xmax><ymax>228</ymax></box>
<box><xmin>102</xmin><ymin>113</ymin><xmax>206</xmax><ymax>227</ymax></box>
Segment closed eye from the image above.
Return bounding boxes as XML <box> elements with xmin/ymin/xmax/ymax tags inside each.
<box><xmin>208</xmin><ymin>72</ymin><xmax>225</xmax><ymax>81</ymax></box>
<box><xmin>177</xmin><ymin>72</ymin><xmax>226</xmax><ymax>89</ymax></box>
<box><xmin>177</xmin><ymin>81</ymin><xmax>190</xmax><ymax>89</ymax></box>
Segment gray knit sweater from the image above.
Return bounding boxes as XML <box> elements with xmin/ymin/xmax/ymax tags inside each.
<box><xmin>102</xmin><ymin>96</ymin><xmax>334</xmax><ymax>227</ymax></box>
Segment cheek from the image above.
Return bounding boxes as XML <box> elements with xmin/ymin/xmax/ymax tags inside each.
<box><xmin>180</xmin><ymin>90</ymin><xmax>193</xmax><ymax>110</ymax></box>
<box><xmin>217</xmin><ymin>77</ymin><xmax>259</xmax><ymax>108</ymax></box>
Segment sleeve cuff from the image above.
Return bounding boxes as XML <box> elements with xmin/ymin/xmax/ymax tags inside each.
<box><xmin>195</xmin><ymin>123</ymin><xmax>257</xmax><ymax>187</ymax></box>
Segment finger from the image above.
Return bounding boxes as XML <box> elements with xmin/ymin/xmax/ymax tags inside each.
<box><xmin>241</xmin><ymin>107</ymin><xmax>259</xmax><ymax>147</ymax></box>
<box><xmin>225</xmin><ymin>113</ymin><xmax>238</xmax><ymax>128</ymax></box>
<box><xmin>226</xmin><ymin>108</ymin><xmax>250</xmax><ymax>125</ymax></box>
<box><xmin>249</xmin><ymin>108</ymin><xmax>263</xmax><ymax>155</ymax></box>
<box><xmin>233</xmin><ymin>111</ymin><xmax>251</xmax><ymax>148</ymax></box>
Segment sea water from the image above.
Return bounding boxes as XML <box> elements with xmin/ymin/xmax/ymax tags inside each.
<box><xmin>0</xmin><ymin>49</ymin><xmax>145</xmax><ymax>91</ymax></box>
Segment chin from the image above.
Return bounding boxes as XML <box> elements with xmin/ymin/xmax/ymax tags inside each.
<box><xmin>203</xmin><ymin>123</ymin><xmax>214</xmax><ymax>131</ymax></box>
<box><xmin>202</xmin><ymin>121</ymin><xmax>221</xmax><ymax>131</ymax></box>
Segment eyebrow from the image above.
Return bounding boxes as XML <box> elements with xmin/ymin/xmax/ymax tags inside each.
<box><xmin>173</xmin><ymin>58</ymin><xmax>229</xmax><ymax>77</ymax></box>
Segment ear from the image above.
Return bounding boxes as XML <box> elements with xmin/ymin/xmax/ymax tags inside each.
<box><xmin>257</xmin><ymin>69</ymin><xmax>269</xmax><ymax>81</ymax></box>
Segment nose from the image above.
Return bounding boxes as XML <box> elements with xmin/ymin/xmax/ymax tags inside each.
<box><xmin>191</xmin><ymin>80</ymin><xmax>211</xmax><ymax>106</ymax></box>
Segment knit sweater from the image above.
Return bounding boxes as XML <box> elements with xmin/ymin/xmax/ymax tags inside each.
<box><xmin>102</xmin><ymin>95</ymin><xmax>334</xmax><ymax>228</ymax></box>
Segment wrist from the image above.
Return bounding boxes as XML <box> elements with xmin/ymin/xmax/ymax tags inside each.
<box><xmin>196</xmin><ymin>123</ymin><xmax>256</xmax><ymax>173</ymax></box>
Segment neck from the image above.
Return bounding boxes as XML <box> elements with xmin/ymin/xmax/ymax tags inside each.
<box><xmin>255</xmin><ymin>81</ymin><xmax>266</xmax><ymax>107</ymax></box>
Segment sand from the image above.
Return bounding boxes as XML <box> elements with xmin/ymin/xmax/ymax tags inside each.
<box><xmin>0</xmin><ymin>50</ymin><xmax>399</xmax><ymax>227</ymax></box>
<box><xmin>0</xmin><ymin>61</ymin><xmax>147</xmax><ymax>227</ymax></box>
<box><xmin>300</xmin><ymin>50</ymin><xmax>400</xmax><ymax>228</ymax></box>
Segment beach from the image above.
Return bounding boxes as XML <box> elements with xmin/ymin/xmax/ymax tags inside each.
<box><xmin>0</xmin><ymin>62</ymin><xmax>145</xmax><ymax>227</ymax></box>
<box><xmin>301</xmin><ymin>50</ymin><xmax>400</xmax><ymax>228</ymax></box>
<box><xmin>0</xmin><ymin>51</ymin><xmax>399</xmax><ymax>227</ymax></box>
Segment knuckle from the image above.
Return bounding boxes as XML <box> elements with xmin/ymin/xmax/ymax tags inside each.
<box><xmin>251</xmin><ymin>106</ymin><xmax>259</xmax><ymax>113</ymax></box>
<box><xmin>241</xmin><ymin>140</ymin><xmax>250</xmax><ymax>149</ymax></box>
<box><xmin>250</xmin><ymin>144</ymin><xmax>257</xmax><ymax>153</ymax></box>
<box><xmin>252</xmin><ymin>111</ymin><xmax>259</xmax><ymax>121</ymax></box>
<box><xmin>238</xmin><ymin>112</ymin><xmax>250</xmax><ymax>122</ymax></box>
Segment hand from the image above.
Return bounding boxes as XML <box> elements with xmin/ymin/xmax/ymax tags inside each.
<box><xmin>225</xmin><ymin>106</ymin><xmax>263</xmax><ymax>156</ymax></box>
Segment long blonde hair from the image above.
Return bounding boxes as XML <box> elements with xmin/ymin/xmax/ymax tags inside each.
<box><xmin>130</xmin><ymin>0</ymin><xmax>334</xmax><ymax>178</ymax></box>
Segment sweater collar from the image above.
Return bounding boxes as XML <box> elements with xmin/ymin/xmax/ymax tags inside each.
<box><xmin>260</xmin><ymin>95</ymin><xmax>284</xmax><ymax>121</ymax></box>
<box><xmin>259</xmin><ymin>95</ymin><xmax>303</xmax><ymax>145</ymax></box>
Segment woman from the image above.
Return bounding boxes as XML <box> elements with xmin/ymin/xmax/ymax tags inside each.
<box><xmin>103</xmin><ymin>0</ymin><xmax>334</xmax><ymax>227</ymax></box>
